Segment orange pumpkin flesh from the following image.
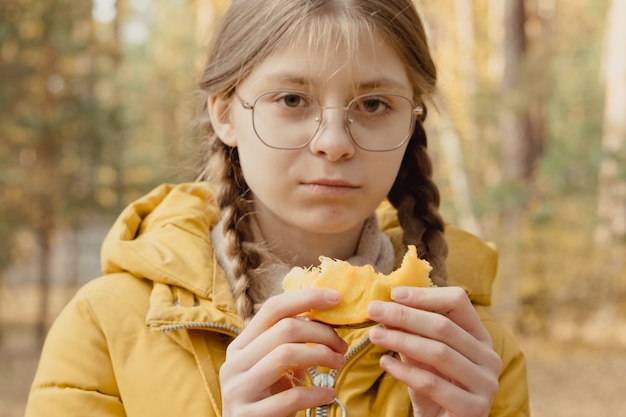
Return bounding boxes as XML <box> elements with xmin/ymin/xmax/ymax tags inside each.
<box><xmin>281</xmin><ymin>245</ymin><xmax>432</xmax><ymax>326</ymax></box>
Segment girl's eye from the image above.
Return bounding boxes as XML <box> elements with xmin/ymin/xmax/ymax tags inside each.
<box><xmin>353</xmin><ymin>97</ymin><xmax>390</xmax><ymax>115</ymax></box>
<box><xmin>280</xmin><ymin>94</ymin><xmax>309</xmax><ymax>108</ymax></box>
<box><xmin>362</xmin><ymin>99</ymin><xmax>384</xmax><ymax>112</ymax></box>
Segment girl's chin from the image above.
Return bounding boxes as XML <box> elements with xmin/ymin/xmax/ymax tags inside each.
<box><xmin>258</xmin><ymin>200</ymin><xmax>371</xmax><ymax>234</ymax></box>
<box><xmin>294</xmin><ymin>212</ymin><xmax>366</xmax><ymax>234</ymax></box>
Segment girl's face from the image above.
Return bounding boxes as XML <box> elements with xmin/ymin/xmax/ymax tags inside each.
<box><xmin>209</xmin><ymin>35</ymin><xmax>413</xmax><ymax>260</ymax></box>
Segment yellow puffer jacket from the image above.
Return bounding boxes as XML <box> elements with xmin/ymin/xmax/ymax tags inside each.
<box><xmin>26</xmin><ymin>183</ymin><xmax>530</xmax><ymax>417</ymax></box>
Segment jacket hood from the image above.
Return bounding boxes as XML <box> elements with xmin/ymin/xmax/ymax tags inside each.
<box><xmin>101</xmin><ymin>183</ymin><xmax>497</xmax><ymax>327</ymax></box>
<box><xmin>102</xmin><ymin>183</ymin><xmax>221</xmax><ymax>297</ymax></box>
<box><xmin>100</xmin><ymin>183</ymin><xmax>243</xmax><ymax>330</ymax></box>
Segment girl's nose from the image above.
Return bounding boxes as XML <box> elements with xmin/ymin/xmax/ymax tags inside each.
<box><xmin>308</xmin><ymin>108</ymin><xmax>355</xmax><ymax>161</ymax></box>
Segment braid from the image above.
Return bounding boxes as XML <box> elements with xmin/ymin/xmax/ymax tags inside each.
<box><xmin>203</xmin><ymin>137</ymin><xmax>264</xmax><ymax>324</ymax></box>
<box><xmin>388</xmin><ymin>113</ymin><xmax>448</xmax><ymax>286</ymax></box>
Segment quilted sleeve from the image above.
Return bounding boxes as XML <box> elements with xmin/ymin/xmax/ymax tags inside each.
<box><xmin>25</xmin><ymin>284</ymin><xmax>125</xmax><ymax>417</ymax></box>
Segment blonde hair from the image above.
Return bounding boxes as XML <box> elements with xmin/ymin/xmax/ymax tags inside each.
<box><xmin>196</xmin><ymin>0</ymin><xmax>447</xmax><ymax>322</ymax></box>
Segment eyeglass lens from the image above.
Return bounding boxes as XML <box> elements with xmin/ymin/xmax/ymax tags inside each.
<box><xmin>250</xmin><ymin>91</ymin><xmax>415</xmax><ymax>151</ymax></box>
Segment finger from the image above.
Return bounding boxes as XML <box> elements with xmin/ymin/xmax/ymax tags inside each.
<box><xmin>220</xmin><ymin>342</ymin><xmax>345</xmax><ymax>412</ymax></box>
<box><xmin>229</xmin><ymin>317</ymin><xmax>348</xmax><ymax>373</ymax></box>
<box><xmin>222</xmin><ymin>376</ymin><xmax>336</xmax><ymax>417</ymax></box>
<box><xmin>250</xmin><ymin>385</ymin><xmax>337</xmax><ymax>417</ymax></box>
<box><xmin>367</xmin><ymin>299</ymin><xmax>492</xmax><ymax>367</ymax></box>
<box><xmin>369</xmin><ymin>325</ymin><xmax>499</xmax><ymax>394</ymax></box>
<box><xmin>391</xmin><ymin>286</ymin><xmax>493</xmax><ymax>344</ymax></box>
<box><xmin>379</xmin><ymin>355</ymin><xmax>493</xmax><ymax>417</ymax></box>
<box><xmin>230</xmin><ymin>289</ymin><xmax>341</xmax><ymax>350</ymax></box>
<box><xmin>250</xmin><ymin>341</ymin><xmax>346</xmax><ymax>395</ymax></box>
<box><xmin>270</xmin><ymin>367</ymin><xmax>308</xmax><ymax>394</ymax></box>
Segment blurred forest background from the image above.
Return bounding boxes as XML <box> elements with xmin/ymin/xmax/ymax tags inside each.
<box><xmin>1</xmin><ymin>0</ymin><xmax>625</xmax><ymax>416</ymax></box>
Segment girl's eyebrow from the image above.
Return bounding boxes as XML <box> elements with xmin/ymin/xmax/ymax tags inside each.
<box><xmin>357</xmin><ymin>78</ymin><xmax>411</xmax><ymax>92</ymax></box>
<box><xmin>259</xmin><ymin>72</ymin><xmax>410</xmax><ymax>93</ymax></box>
<box><xmin>261</xmin><ymin>73</ymin><xmax>314</xmax><ymax>88</ymax></box>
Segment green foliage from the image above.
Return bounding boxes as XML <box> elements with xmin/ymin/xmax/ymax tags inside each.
<box><xmin>538</xmin><ymin>10</ymin><xmax>606</xmax><ymax>195</ymax></box>
<box><xmin>0</xmin><ymin>0</ymin><xmax>199</xmax><ymax>271</ymax></box>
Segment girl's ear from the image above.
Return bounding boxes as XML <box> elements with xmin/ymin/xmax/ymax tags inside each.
<box><xmin>207</xmin><ymin>95</ymin><xmax>237</xmax><ymax>147</ymax></box>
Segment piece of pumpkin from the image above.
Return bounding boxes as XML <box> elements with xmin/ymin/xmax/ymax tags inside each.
<box><xmin>281</xmin><ymin>245</ymin><xmax>432</xmax><ymax>326</ymax></box>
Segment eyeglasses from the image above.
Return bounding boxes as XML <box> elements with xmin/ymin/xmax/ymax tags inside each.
<box><xmin>235</xmin><ymin>90</ymin><xmax>423</xmax><ymax>152</ymax></box>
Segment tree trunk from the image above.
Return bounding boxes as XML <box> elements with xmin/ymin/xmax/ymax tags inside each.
<box><xmin>455</xmin><ymin>0</ymin><xmax>477</xmax><ymax>98</ymax></box>
<box><xmin>36</xmin><ymin>227</ymin><xmax>52</xmax><ymax>347</ymax></box>
<box><xmin>34</xmin><ymin>1</ymin><xmax>59</xmax><ymax>346</ymax></box>
<box><xmin>487</xmin><ymin>0</ymin><xmax>505</xmax><ymax>84</ymax></box>
<box><xmin>445</xmin><ymin>0</ymin><xmax>482</xmax><ymax>237</ymax></box>
<box><xmin>195</xmin><ymin>0</ymin><xmax>217</xmax><ymax>43</ymax></box>
<box><xmin>439</xmin><ymin>120</ymin><xmax>483</xmax><ymax>237</ymax></box>
<box><xmin>111</xmin><ymin>2</ymin><xmax>125</xmax><ymax>214</ymax></box>
<box><xmin>0</xmin><ymin>271</ymin><xmax>4</xmax><ymax>348</ymax></box>
<box><xmin>494</xmin><ymin>0</ymin><xmax>529</xmax><ymax>326</ymax></box>
<box><xmin>595</xmin><ymin>0</ymin><xmax>626</xmax><ymax>244</ymax></box>
<box><xmin>453</xmin><ymin>0</ymin><xmax>481</xmax><ymax>170</ymax></box>
<box><xmin>501</xmin><ymin>0</ymin><xmax>531</xmax><ymax>182</ymax></box>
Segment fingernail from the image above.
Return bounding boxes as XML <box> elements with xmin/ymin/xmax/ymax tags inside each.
<box><xmin>379</xmin><ymin>354</ymin><xmax>396</xmax><ymax>370</ymax></box>
<box><xmin>391</xmin><ymin>286</ymin><xmax>410</xmax><ymax>301</ymax></box>
<box><xmin>367</xmin><ymin>301</ymin><xmax>384</xmax><ymax>319</ymax></box>
<box><xmin>321</xmin><ymin>387</ymin><xmax>336</xmax><ymax>401</ymax></box>
<box><xmin>325</xmin><ymin>290</ymin><xmax>341</xmax><ymax>303</ymax></box>
<box><xmin>340</xmin><ymin>338</ymin><xmax>349</xmax><ymax>352</ymax></box>
<box><xmin>369</xmin><ymin>325</ymin><xmax>387</xmax><ymax>341</ymax></box>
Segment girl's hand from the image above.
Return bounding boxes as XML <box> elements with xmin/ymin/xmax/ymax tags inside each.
<box><xmin>367</xmin><ymin>286</ymin><xmax>502</xmax><ymax>417</ymax></box>
<box><xmin>220</xmin><ymin>289</ymin><xmax>348</xmax><ymax>417</ymax></box>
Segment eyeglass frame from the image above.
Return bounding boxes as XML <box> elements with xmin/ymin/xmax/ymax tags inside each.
<box><xmin>234</xmin><ymin>89</ymin><xmax>424</xmax><ymax>152</ymax></box>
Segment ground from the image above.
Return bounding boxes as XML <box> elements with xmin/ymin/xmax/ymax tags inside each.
<box><xmin>520</xmin><ymin>337</ymin><xmax>626</xmax><ymax>416</ymax></box>
<box><xmin>2</xmin><ymin>322</ymin><xmax>625</xmax><ymax>416</ymax></box>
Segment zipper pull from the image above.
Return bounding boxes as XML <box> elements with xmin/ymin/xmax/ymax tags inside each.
<box><xmin>313</xmin><ymin>373</ymin><xmax>335</xmax><ymax>388</ymax></box>
<box><xmin>306</xmin><ymin>372</ymin><xmax>347</xmax><ymax>417</ymax></box>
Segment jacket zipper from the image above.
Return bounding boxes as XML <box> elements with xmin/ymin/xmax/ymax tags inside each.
<box><xmin>161</xmin><ymin>321</ymin><xmax>372</xmax><ymax>417</ymax></box>
<box><xmin>307</xmin><ymin>333</ymin><xmax>372</xmax><ymax>417</ymax></box>
<box><xmin>158</xmin><ymin>321</ymin><xmax>242</xmax><ymax>336</ymax></box>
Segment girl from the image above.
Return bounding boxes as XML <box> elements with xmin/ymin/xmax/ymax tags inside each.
<box><xmin>26</xmin><ymin>1</ymin><xmax>530</xmax><ymax>416</ymax></box>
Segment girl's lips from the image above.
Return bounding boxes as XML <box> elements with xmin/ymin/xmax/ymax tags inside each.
<box><xmin>307</xmin><ymin>179</ymin><xmax>358</xmax><ymax>187</ymax></box>
<box><xmin>301</xmin><ymin>179</ymin><xmax>359</xmax><ymax>197</ymax></box>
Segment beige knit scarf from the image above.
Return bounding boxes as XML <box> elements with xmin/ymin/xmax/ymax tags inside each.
<box><xmin>210</xmin><ymin>214</ymin><xmax>395</xmax><ymax>313</ymax></box>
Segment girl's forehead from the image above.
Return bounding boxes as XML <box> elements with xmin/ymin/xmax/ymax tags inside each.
<box><xmin>243</xmin><ymin>35</ymin><xmax>411</xmax><ymax>94</ymax></box>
